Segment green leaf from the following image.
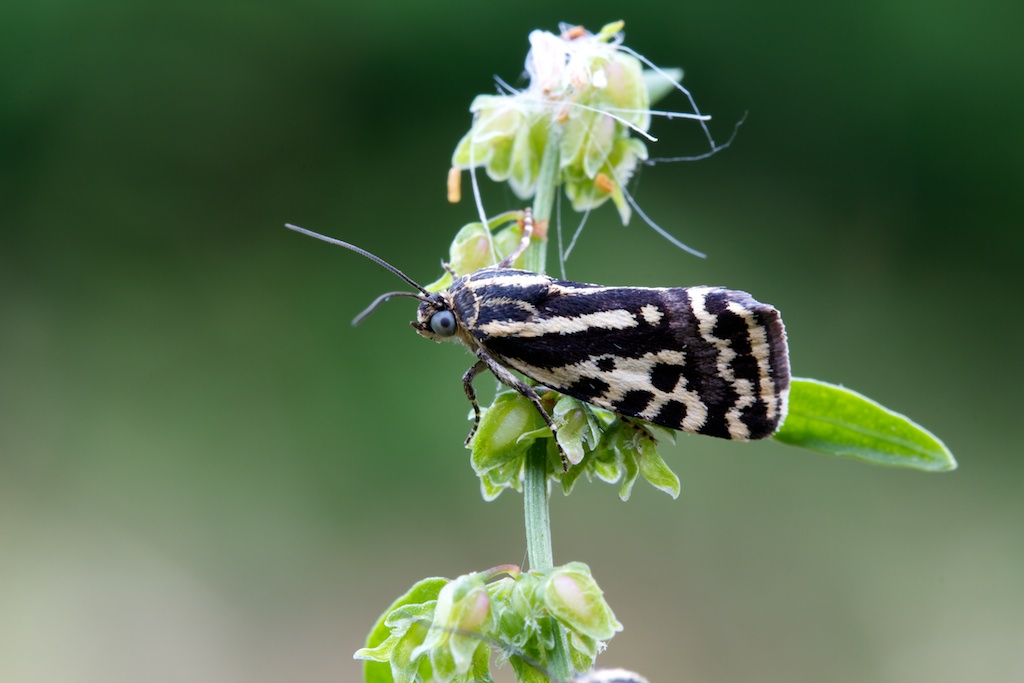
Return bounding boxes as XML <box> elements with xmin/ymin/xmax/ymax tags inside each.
<box><xmin>774</xmin><ymin>378</ymin><xmax>956</xmax><ymax>472</ymax></box>
<box><xmin>359</xmin><ymin>577</ymin><xmax>448</xmax><ymax>683</ymax></box>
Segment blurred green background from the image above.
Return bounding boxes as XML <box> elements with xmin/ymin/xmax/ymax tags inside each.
<box><xmin>2</xmin><ymin>2</ymin><xmax>1022</xmax><ymax>682</ymax></box>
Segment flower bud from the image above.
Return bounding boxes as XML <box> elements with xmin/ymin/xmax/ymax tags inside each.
<box><xmin>413</xmin><ymin>574</ymin><xmax>492</xmax><ymax>675</ymax></box>
<box><xmin>541</xmin><ymin>562</ymin><xmax>622</xmax><ymax>641</ymax></box>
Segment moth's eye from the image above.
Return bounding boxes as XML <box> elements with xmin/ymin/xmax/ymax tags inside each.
<box><xmin>429</xmin><ymin>310</ymin><xmax>457</xmax><ymax>336</ymax></box>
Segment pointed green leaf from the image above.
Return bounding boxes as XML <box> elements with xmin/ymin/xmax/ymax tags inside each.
<box><xmin>774</xmin><ymin>378</ymin><xmax>956</xmax><ymax>472</ymax></box>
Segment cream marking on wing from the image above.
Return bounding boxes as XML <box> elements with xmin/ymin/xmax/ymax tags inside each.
<box><xmin>640</xmin><ymin>304</ymin><xmax>663</xmax><ymax>325</ymax></box>
<box><xmin>468</xmin><ymin>273</ymin><xmax>552</xmax><ymax>289</ymax></box>
<box><xmin>481</xmin><ymin>296</ymin><xmax>540</xmax><ymax>315</ymax></box>
<box><xmin>514</xmin><ymin>348</ymin><xmax>709</xmax><ymax>433</ymax></box>
<box><xmin>726</xmin><ymin>300</ymin><xmax>778</xmax><ymax>422</ymax></box>
<box><xmin>476</xmin><ymin>309</ymin><xmax>638</xmax><ymax>338</ymax></box>
<box><xmin>547</xmin><ymin>283</ymin><xmax>618</xmax><ymax>296</ymax></box>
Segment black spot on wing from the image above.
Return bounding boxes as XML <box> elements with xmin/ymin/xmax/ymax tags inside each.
<box><xmin>614</xmin><ymin>390</ymin><xmax>654</xmax><ymax>416</ymax></box>
<box><xmin>568</xmin><ymin>376</ymin><xmax>610</xmax><ymax>400</ymax></box>
<box><xmin>596</xmin><ymin>357</ymin><xmax>616</xmax><ymax>373</ymax></box>
<box><xmin>730</xmin><ymin>351</ymin><xmax>760</xmax><ymax>386</ymax></box>
<box><xmin>714</xmin><ymin>309</ymin><xmax>751</xmax><ymax>354</ymax></box>
<box><xmin>711</xmin><ymin>302</ymin><xmax>759</xmax><ymax>387</ymax></box>
<box><xmin>650</xmin><ymin>363</ymin><xmax>684</xmax><ymax>393</ymax></box>
<box><xmin>653</xmin><ymin>400</ymin><xmax>687</xmax><ymax>429</ymax></box>
<box><xmin>742</xmin><ymin>399</ymin><xmax>774</xmax><ymax>439</ymax></box>
<box><xmin>702</xmin><ymin>288</ymin><xmax>734</xmax><ymax>316</ymax></box>
<box><xmin>698</xmin><ymin>406</ymin><xmax>732</xmax><ymax>439</ymax></box>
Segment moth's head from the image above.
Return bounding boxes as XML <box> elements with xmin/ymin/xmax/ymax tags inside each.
<box><xmin>412</xmin><ymin>293</ymin><xmax>461</xmax><ymax>342</ymax></box>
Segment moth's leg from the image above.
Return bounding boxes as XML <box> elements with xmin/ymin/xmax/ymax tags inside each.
<box><xmin>497</xmin><ymin>208</ymin><xmax>534</xmax><ymax>268</ymax></box>
<box><xmin>462</xmin><ymin>360</ymin><xmax>488</xmax><ymax>446</ymax></box>
<box><xmin>621</xmin><ymin>416</ymin><xmax>659</xmax><ymax>444</ymax></box>
<box><xmin>475</xmin><ymin>348</ymin><xmax>570</xmax><ymax>471</ymax></box>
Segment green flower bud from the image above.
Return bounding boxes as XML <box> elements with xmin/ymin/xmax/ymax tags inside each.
<box><xmin>471</xmin><ymin>392</ymin><xmax>550</xmax><ymax>499</ymax></box>
<box><xmin>541</xmin><ymin>562</ymin><xmax>622</xmax><ymax>641</ymax></box>
<box><xmin>412</xmin><ymin>574</ymin><xmax>492</xmax><ymax>675</ymax></box>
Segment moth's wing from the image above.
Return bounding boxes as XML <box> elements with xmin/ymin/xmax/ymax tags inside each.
<box><xmin>468</xmin><ymin>274</ymin><xmax>790</xmax><ymax>440</ymax></box>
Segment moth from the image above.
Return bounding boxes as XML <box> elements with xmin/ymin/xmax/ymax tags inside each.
<box><xmin>286</xmin><ymin>211</ymin><xmax>790</xmax><ymax>467</ymax></box>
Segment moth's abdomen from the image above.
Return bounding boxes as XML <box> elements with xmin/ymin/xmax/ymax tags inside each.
<box><xmin>474</xmin><ymin>280</ymin><xmax>790</xmax><ymax>440</ymax></box>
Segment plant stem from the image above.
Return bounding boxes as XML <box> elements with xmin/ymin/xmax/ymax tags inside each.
<box><xmin>523</xmin><ymin>442</ymin><xmax>553</xmax><ymax>570</ymax></box>
<box><xmin>524</xmin><ymin>126</ymin><xmax>562</xmax><ymax>273</ymax></box>
<box><xmin>523</xmin><ymin>128</ymin><xmax>561</xmax><ymax>572</ymax></box>
<box><xmin>522</xmin><ymin>127</ymin><xmax>574</xmax><ymax>683</ymax></box>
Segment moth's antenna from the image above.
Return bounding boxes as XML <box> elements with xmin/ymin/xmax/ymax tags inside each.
<box><xmin>351</xmin><ymin>291</ymin><xmax>427</xmax><ymax>326</ymax></box>
<box><xmin>285</xmin><ymin>223</ymin><xmax>431</xmax><ymax>297</ymax></box>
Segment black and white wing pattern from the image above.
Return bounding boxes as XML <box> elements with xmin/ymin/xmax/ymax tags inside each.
<box><xmin>451</xmin><ymin>267</ymin><xmax>790</xmax><ymax>440</ymax></box>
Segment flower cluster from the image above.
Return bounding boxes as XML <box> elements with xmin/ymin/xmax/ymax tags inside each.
<box><xmin>357</xmin><ymin>563</ymin><xmax>621</xmax><ymax>683</ymax></box>
<box><xmin>451</xmin><ymin>21</ymin><xmax>650</xmax><ymax>224</ymax></box>
<box><xmin>470</xmin><ymin>390</ymin><xmax>681</xmax><ymax>502</ymax></box>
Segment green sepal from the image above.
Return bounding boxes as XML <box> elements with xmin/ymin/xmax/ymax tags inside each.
<box><xmin>540</xmin><ymin>562</ymin><xmax>623</xmax><ymax>642</ymax></box>
<box><xmin>633</xmin><ymin>430</ymin><xmax>681</xmax><ymax>498</ymax></box>
<box><xmin>552</xmin><ymin>394</ymin><xmax>602</xmax><ymax>466</ymax></box>
<box><xmin>389</xmin><ymin>616</ymin><xmax>435</xmax><ymax>683</ymax></box>
<box><xmin>617</xmin><ymin>443</ymin><xmax>640</xmax><ymax>501</ymax></box>
<box><xmin>452</xmin><ymin>95</ymin><xmax>524</xmax><ymax>175</ymax></box>
<box><xmin>356</xmin><ymin>575</ymin><xmax>446</xmax><ymax>683</ymax></box>
<box><xmin>774</xmin><ymin>378</ymin><xmax>956</xmax><ymax>472</ymax></box>
<box><xmin>471</xmin><ymin>392</ymin><xmax>549</xmax><ymax>500</ymax></box>
<box><xmin>596</xmin><ymin>48</ymin><xmax>650</xmax><ymax>131</ymax></box>
<box><xmin>413</xmin><ymin>574</ymin><xmax>493</xmax><ymax>674</ymax></box>
<box><xmin>645</xmin><ymin>67</ymin><xmax>684</xmax><ymax>105</ymax></box>
<box><xmin>563</xmin><ymin>136</ymin><xmax>648</xmax><ymax>224</ymax></box>
<box><xmin>586</xmin><ymin>418</ymin><xmax>680</xmax><ymax>501</ymax></box>
<box><xmin>423</xmin><ymin>212</ymin><xmax>529</xmax><ymax>291</ymax></box>
<box><xmin>470</xmin><ymin>643</ymin><xmax>495</xmax><ymax>683</ymax></box>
